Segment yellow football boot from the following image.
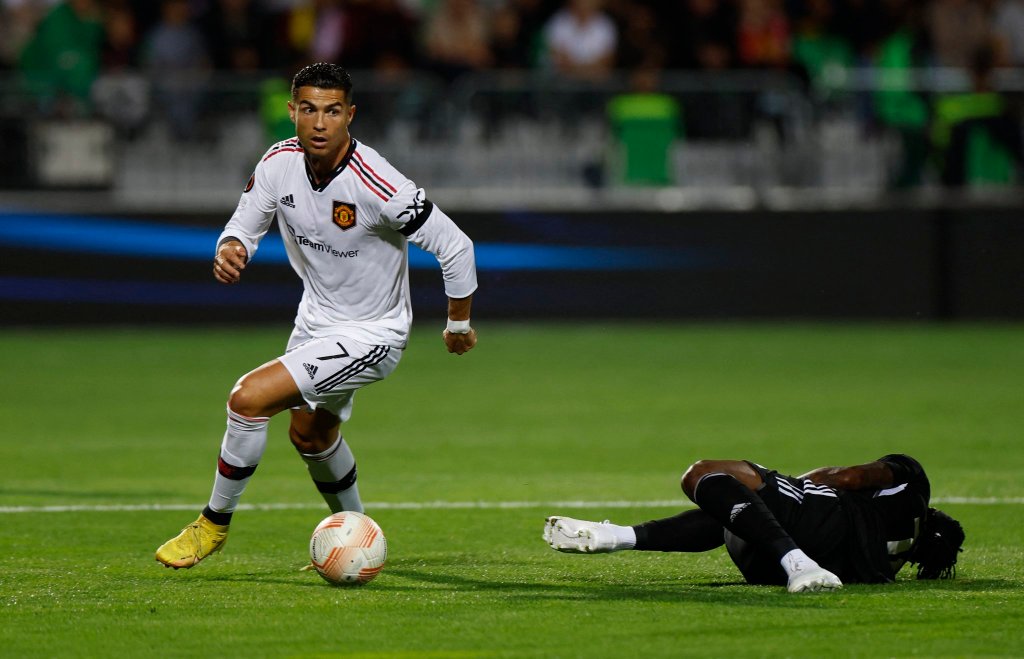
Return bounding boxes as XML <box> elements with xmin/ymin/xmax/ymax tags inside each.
<box><xmin>155</xmin><ymin>515</ymin><xmax>229</xmax><ymax>568</ymax></box>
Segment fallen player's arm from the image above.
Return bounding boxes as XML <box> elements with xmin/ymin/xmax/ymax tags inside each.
<box><xmin>799</xmin><ymin>461</ymin><xmax>895</xmax><ymax>491</ymax></box>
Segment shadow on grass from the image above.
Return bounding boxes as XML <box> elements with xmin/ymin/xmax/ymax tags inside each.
<box><xmin>889</xmin><ymin>577</ymin><xmax>1015</xmax><ymax>592</ymax></box>
<box><xmin>181</xmin><ymin>567</ymin><xmax>768</xmax><ymax>603</ymax></box>
<box><xmin>160</xmin><ymin>560</ymin><xmax>1016</xmax><ymax>602</ymax></box>
<box><xmin>196</xmin><ymin>574</ymin><xmax>332</xmax><ymax>590</ymax></box>
<box><xmin>381</xmin><ymin>567</ymin><xmax>808</xmax><ymax>606</ymax></box>
<box><xmin>375</xmin><ymin>567</ymin><xmax>1016</xmax><ymax>605</ymax></box>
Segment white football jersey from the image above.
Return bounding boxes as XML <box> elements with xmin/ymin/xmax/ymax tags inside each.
<box><xmin>219</xmin><ymin>137</ymin><xmax>477</xmax><ymax>348</ymax></box>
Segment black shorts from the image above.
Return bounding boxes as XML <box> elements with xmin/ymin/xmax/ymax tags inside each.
<box><xmin>725</xmin><ymin>462</ymin><xmax>852</xmax><ymax>585</ymax></box>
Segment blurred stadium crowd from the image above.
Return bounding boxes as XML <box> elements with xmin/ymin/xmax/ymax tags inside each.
<box><xmin>6</xmin><ymin>0</ymin><xmax>1024</xmax><ymax>86</ymax></box>
<box><xmin>1</xmin><ymin>0</ymin><xmax>1023</xmax><ymax>195</ymax></box>
<box><xmin>5</xmin><ymin>0</ymin><xmax>1024</xmax><ymax>95</ymax></box>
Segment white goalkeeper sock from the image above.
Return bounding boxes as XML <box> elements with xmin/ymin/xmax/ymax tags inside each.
<box><xmin>608</xmin><ymin>523</ymin><xmax>637</xmax><ymax>549</ymax></box>
<box><xmin>780</xmin><ymin>548</ymin><xmax>820</xmax><ymax>578</ymax></box>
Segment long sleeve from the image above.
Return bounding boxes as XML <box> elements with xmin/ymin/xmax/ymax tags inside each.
<box><xmin>381</xmin><ymin>183</ymin><xmax>477</xmax><ymax>299</ymax></box>
<box><xmin>217</xmin><ymin>161</ymin><xmax>278</xmax><ymax>260</ymax></box>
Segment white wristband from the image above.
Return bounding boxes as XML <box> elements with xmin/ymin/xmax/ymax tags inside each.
<box><xmin>446</xmin><ymin>318</ymin><xmax>472</xmax><ymax>334</ymax></box>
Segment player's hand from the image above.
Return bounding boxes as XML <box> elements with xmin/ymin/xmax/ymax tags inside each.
<box><xmin>443</xmin><ymin>328</ymin><xmax>477</xmax><ymax>355</ymax></box>
<box><xmin>213</xmin><ymin>241</ymin><xmax>248</xmax><ymax>284</ymax></box>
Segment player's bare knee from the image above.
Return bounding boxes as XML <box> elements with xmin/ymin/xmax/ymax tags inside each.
<box><xmin>227</xmin><ymin>377</ymin><xmax>266</xmax><ymax>419</ymax></box>
<box><xmin>288</xmin><ymin>424</ymin><xmax>314</xmax><ymax>453</ymax></box>
<box><xmin>288</xmin><ymin>423</ymin><xmax>332</xmax><ymax>454</ymax></box>
<box><xmin>681</xmin><ymin>460</ymin><xmax>715</xmax><ymax>499</ymax></box>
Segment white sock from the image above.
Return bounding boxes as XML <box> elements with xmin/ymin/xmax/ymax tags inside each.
<box><xmin>607</xmin><ymin>522</ymin><xmax>637</xmax><ymax>549</ymax></box>
<box><xmin>780</xmin><ymin>548</ymin><xmax>819</xmax><ymax>578</ymax></box>
<box><xmin>207</xmin><ymin>408</ymin><xmax>269</xmax><ymax>516</ymax></box>
<box><xmin>300</xmin><ymin>435</ymin><xmax>364</xmax><ymax>513</ymax></box>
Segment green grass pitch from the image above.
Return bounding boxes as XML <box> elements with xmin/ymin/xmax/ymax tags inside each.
<box><xmin>1</xmin><ymin>323</ymin><xmax>1022</xmax><ymax>657</ymax></box>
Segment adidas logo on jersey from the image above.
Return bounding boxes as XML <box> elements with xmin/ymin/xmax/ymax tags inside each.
<box><xmin>729</xmin><ymin>503</ymin><xmax>750</xmax><ymax>523</ymax></box>
<box><xmin>280</xmin><ymin>194</ymin><xmax>296</xmax><ymax>208</ymax></box>
<box><xmin>303</xmin><ymin>362</ymin><xmax>318</xmax><ymax>379</ymax></box>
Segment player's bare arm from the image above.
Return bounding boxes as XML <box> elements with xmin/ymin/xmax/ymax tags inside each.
<box><xmin>800</xmin><ymin>461</ymin><xmax>894</xmax><ymax>491</ymax></box>
<box><xmin>443</xmin><ymin>294</ymin><xmax>476</xmax><ymax>355</ymax></box>
<box><xmin>213</xmin><ymin>240</ymin><xmax>248</xmax><ymax>284</ymax></box>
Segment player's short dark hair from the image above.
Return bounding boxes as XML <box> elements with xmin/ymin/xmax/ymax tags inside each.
<box><xmin>291</xmin><ymin>63</ymin><xmax>353</xmax><ymax>102</ymax></box>
<box><xmin>908</xmin><ymin>508</ymin><xmax>965</xmax><ymax>580</ymax></box>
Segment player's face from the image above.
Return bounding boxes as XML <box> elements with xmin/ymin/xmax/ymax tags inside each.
<box><xmin>289</xmin><ymin>86</ymin><xmax>356</xmax><ymax>163</ymax></box>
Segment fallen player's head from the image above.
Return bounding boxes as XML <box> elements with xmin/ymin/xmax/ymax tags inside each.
<box><xmin>909</xmin><ymin>507</ymin><xmax>965</xmax><ymax>579</ymax></box>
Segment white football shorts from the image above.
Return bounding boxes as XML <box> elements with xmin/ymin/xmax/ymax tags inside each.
<box><xmin>278</xmin><ymin>328</ymin><xmax>402</xmax><ymax>422</ymax></box>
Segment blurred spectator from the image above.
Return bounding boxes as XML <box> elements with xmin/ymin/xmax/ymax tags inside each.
<box><xmin>542</xmin><ymin>0</ymin><xmax>617</xmax><ymax>80</ymax></box>
<box><xmin>607</xmin><ymin>68</ymin><xmax>681</xmax><ymax>185</ymax></box>
<box><xmin>335</xmin><ymin>0</ymin><xmax>419</xmax><ymax>70</ymax></box>
<box><xmin>423</xmin><ymin>0</ymin><xmax>492</xmax><ymax>81</ymax></box>
<box><xmin>667</xmin><ymin>0</ymin><xmax>736</xmax><ymax>71</ymax></box>
<box><xmin>18</xmin><ymin>0</ymin><xmax>104</xmax><ymax>115</ymax></box>
<box><xmin>353</xmin><ymin>0</ymin><xmax>421</xmax><ymax>138</ymax></box>
<box><xmin>615</xmin><ymin>3</ymin><xmax>667</xmax><ymax>71</ymax></box>
<box><xmin>992</xmin><ymin>0</ymin><xmax>1024</xmax><ymax>66</ymax></box>
<box><xmin>934</xmin><ymin>44</ymin><xmax>1023</xmax><ymax>185</ymax></box>
<box><xmin>92</xmin><ymin>0</ymin><xmax>149</xmax><ymax>136</ymax></box>
<box><xmin>144</xmin><ymin>0</ymin><xmax>208</xmax><ymax>74</ymax></box>
<box><xmin>507</xmin><ymin>0</ymin><xmax>558</xmax><ymax>53</ymax></box>
<box><xmin>143</xmin><ymin>0</ymin><xmax>209</xmax><ymax>140</ymax></box>
<box><xmin>305</xmin><ymin>0</ymin><xmax>345</xmax><ymax>64</ymax></box>
<box><xmin>1</xmin><ymin>0</ymin><xmax>54</xmax><ymax>71</ymax></box>
<box><xmin>872</xmin><ymin>0</ymin><xmax>931</xmax><ymax>187</ymax></box>
<box><xmin>100</xmin><ymin>0</ymin><xmax>138</xmax><ymax>69</ymax></box>
<box><xmin>791</xmin><ymin>0</ymin><xmax>854</xmax><ymax>94</ymax></box>
<box><xmin>736</xmin><ymin>0</ymin><xmax>791</xmax><ymax>69</ymax></box>
<box><xmin>127</xmin><ymin>0</ymin><xmax>163</xmax><ymax>36</ymax></box>
<box><xmin>260</xmin><ymin>76</ymin><xmax>293</xmax><ymax>142</ymax></box>
<box><xmin>470</xmin><ymin>2</ymin><xmax>545</xmax><ymax>141</ymax></box>
<box><xmin>661</xmin><ymin>0</ymin><xmax>746</xmax><ymax>139</ymax></box>
<box><xmin>202</xmin><ymin>0</ymin><xmax>273</xmax><ymax>71</ymax></box>
<box><xmin>833</xmin><ymin>0</ymin><xmax>884</xmax><ymax>61</ymax></box>
<box><xmin>287</xmin><ymin>0</ymin><xmax>418</xmax><ymax>71</ymax></box>
<box><xmin>490</xmin><ymin>3</ymin><xmax>533</xmax><ymax>69</ymax></box>
<box><xmin>926</xmin><ymin>0</ymin><xmax>994</xmax><ymax>68</ymax></box>
<box><xmin>362</xmin><ymin>0</ymin><xmax>419</xmax><ymax>71</ymax></box>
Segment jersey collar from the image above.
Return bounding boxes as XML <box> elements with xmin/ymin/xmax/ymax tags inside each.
<box><xmin>304</xmin><ymin>138</ymin><xmax>357</xmax><ymax>192</ymax></box>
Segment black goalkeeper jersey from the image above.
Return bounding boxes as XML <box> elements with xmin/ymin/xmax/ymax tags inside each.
<box><xmin>838</xmin><ymin>454</ymin><xmax>932</xmax><ymax>583</ymax></box>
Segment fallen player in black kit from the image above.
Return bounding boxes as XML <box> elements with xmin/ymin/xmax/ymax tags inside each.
<box><xmin>544</xmin><ymin>454</ymin><xmax>964</xmax><ymax>592</ymax></box>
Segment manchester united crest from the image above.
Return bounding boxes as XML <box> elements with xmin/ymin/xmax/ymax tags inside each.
<box><xmin>332</xmin><ymin>201</ymin><xmax>356</xmax><ymax>231</ymax></box>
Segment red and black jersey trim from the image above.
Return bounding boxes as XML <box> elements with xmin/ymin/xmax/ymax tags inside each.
<box><xmin>350</xmin><ymin>148</ymin><xmax>397</xmax><ymax>202</ymax></box>
<box><xmin>305</xmin><ymin>138</ymin><xmax>357</xmax><ymax>192</ymax></box>
<box><xmin>263</xmin><ymin>137</ymin><xmax>302</xmax><ymax>162</ymax></box>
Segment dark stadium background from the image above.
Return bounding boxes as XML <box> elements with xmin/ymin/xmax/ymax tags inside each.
<box><xmin>1</xmin><ymin>208</ymin><xmax>1023</xmax><ymax>324</ymax></box>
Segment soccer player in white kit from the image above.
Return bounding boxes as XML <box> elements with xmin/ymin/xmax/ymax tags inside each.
<box><xmin>156</xmin><ymin>63</ymin><xmax>478</xmax><ymax>569</ymax></box>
